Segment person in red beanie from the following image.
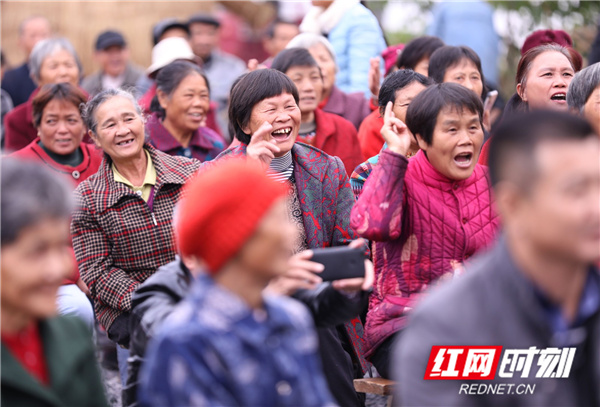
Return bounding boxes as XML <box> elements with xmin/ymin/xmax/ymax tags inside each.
<box><xmin>521</xmin><ymin>29</ymin><xmax>582</xmax><ymax>71</ymax></box>
<box><xmin>138</xmin><ymin>159</ymin><xmax>337</xmax><ymax>407</ymax></box>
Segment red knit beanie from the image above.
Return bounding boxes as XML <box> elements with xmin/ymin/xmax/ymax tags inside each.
<box><xmin>521</xmin><ymin>29</ymin><xmax>583</xmax><ymax>71</ymax></box>
<box><xmin>176</xmin><ymin>159</ymin><xmax>288</xmax><ymax>273</ymax></box>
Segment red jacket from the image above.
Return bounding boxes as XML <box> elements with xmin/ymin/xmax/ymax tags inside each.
<box><xmin>4</xmin><ymin>88</ymin><xmax>92</xmax><ymax>153</ymax></box>
<box><xmin>9</xmin><ymin>139</ymin><xmax>104</xmax><ymax>284</ymax></box>
<box><xmin>357</xmin><ymin>109</ymin><xmax>384</xmax><ymax>161</ymax></box>
<box><xmin>313</xmin><ymin>108</ymin><xmax>363</xmax><ymax>176</ymax></box>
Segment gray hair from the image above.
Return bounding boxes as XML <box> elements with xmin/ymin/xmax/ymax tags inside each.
<box><xmin>29</xmin><ymin>37</ymin><xmax>83</xmax><ymax>83</ymax></box>
<box><xmin>567</xmin><ymin>62</ymin><xmax>600</xmax><ymax>113</ymax></box>
<box><xmin>81</xmin><ymin>88</ymin><xmax>143</xmax><ymax>136</ymax></box>
<box><xmin>286</xmin><ymin>32</ymin><xmax>338</xmax><ymax>71</ymax></box>
<box><xmin>1</xmin><ymin>158</ymin><xmax>72</xmax><ymax>246</ymax></box>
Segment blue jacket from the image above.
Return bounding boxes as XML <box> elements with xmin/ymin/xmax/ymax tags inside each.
<box><xmin>329</xmin><ymin>3</ymin><xmax>386</xmax><ymax>98</ymax></box>
<box><xmin>138</xmin><ymin>274</ymin><xmax>336</xmax><ymax>407</ymax></box>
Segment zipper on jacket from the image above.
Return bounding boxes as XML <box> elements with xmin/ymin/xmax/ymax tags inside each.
<box><xmin>151</xmin><ymin>212</ymin><xmax>157</xmax><ymax>226</ymax></box>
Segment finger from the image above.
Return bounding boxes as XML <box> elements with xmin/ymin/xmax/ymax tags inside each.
<box><xmin>389</xmin><ymin>116</ymin><xmax>407</xmax><ymax>131</ymax></box>
<box><xmin>288</xmin><ymin>259</ymin><xmax>324</xmax><ymax>273</ymax></box>
<box><xmin>348</xmin><ymin>238</ymin><xmax>367</xmax><ymax>250</ymax></box>
<box><xmin>249</xmin><ymin>121</ymin><xmax>274</xmax><ymax>144</ymax></box>
<box><xmin>291</xmin><ymin>249</ymin><xmax>314</xmax><ymax>261</ymax></box>
<box><xmin>362</xmin><ymin>259</ymin><xmax>374</xmax><ymax>291</ymax></box>
<box><xmin>332</xmin><ymin>278</ymin><xmax>364</xmax><ymax>292</ymax></box>
<box><xmin>384</xmin><ymin>101</ymin><xmax>394</xmax><ymax>121</ymax></box>
<box><xmin>287</xmin><ymin>267</ymin><xmax>323</xmax><ymax>283</ymax></box>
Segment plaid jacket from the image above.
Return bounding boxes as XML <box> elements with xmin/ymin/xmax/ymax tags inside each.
<box><xmin>71</xmin><ymin>145</ymin><xmax>200</xmax><ymax>331</ymax></box>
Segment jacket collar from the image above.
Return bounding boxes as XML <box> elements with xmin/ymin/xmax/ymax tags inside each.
<box><xmin>146</xmin><ymin>113</ymin><xmax>217</xmax><ymax>152</ymax></box>
<box><xmin>412</xmin><ymin>149</ymin><xmax>483</xmax><ymax>189</ymax></box>
<box><xmin>312</xmin><ymin>108</ymin><xmax>335</xmax><ymax>150</ymax></box>
<box><xmin>96</xmin><ymin>144</ymin><xmax>191</xmax><ymax>211</ymax></box>
<box><xmin>1</xmin><ymin>318</ymin><xmax>91</xmax><ymax>407</ymax></box>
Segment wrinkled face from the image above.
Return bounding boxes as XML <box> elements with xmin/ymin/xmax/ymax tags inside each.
<box><xmin>513</xmin><ymin>139</ymin><xmax>600</xmax><ymax>265</ymax></box>
<box><xmin>20</xmin><ymin>17</ymin><xmax>51</xmax><ymax>56</ymax></box>
<box><xmin>159</xmin><ymin>73</ymin><xmax>210</xmax><ymax>134</ymax></box>
<box><xmin>582</xmin><ymin>85</ymin><xmax>600</xmax><ymax>136</ymax></box>
<box><xmin>265</xmin><ymin>23</ymin><xmax>299</xmax><ymax>58</ymax></box>
<box><xmin>38</xmin><ymin>49</ymin><xmax>80</xmax><ymax>87</ymax></box>
<box><xmin>308</xmin><ymin>43</ymin><xmax>336</xmax><ymax>97</ymax></box>
<box><xmin>38</xmin><ymin>99</ymin><xmax>85</xmax><ymax>155</ymax></box>
<box><xmin>519</xmin><ymin>51</ymin><xmax>574</xmax><ymax>111</ymax></box>
<box><xmin>443</xmin><ymin>58</ymin><xmax>483</xmax><ymax>98</ymax></box>
<box><xmin>1</xmin><ymin>218</ymin><xmax>73</xmax><ymax>322</ymax></box>
<box><xmin>243</xmin><ymin>93</ymin><xmax>301</xmax><ymax>157</ymax></box>
<box><xmin>92</xmin><ymin>96</ymin><xmax>146</xmax><ymax>162</ymax></box>
<box><xmin>97</xmin><ymin>45</ymin><xmax>129</xmax><ymax>77</ymax></box>
<box><xmin>286</xmin><ymin>65</ymin><xmax>323</xmax><ymax>115</ymax></box>
<box><xmin>413</xmin><ymin>57</ymin><xmax>430</xmax><ymax>77</ymax></box>
<box><xmin>417</xmin><ymin>106</ymin><xmax>484</xmax><ymax>181</ymax></box>
<box><xmin>235</xmin><ymin>198</ymin><xmax>296</xmax><ymax>281</ymax></box>
<box><xmin>189</xmin><ymin>23</ymin><xmax>219</xmax><ymax>59</ymax></box>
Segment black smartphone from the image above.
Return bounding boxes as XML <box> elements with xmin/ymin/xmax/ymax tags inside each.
<box><xmin>310</xmin><ymin>246</ymin><xmax>366</xmax><ymax>282</ymax></box>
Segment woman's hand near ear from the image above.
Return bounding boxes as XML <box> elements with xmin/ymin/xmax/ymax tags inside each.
<box><xmin>381</xmin><ymin>101</ymin><xmax>411</xmax><ymax>156</ymax></box>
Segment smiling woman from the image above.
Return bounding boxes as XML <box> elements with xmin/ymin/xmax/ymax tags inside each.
<box><xmin>351</xmin><ymin>83</ymin><xmax>500</xmax><ymax>379</ymax></box>
<box><xmin>71</xmin><ymin>88</ymin><xmax>201</xmax><ymax>378</ymax></box>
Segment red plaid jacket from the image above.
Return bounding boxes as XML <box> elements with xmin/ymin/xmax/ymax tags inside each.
<box><xmin>71</xmin><ymin>145</ymin><xmax>200</xmax><ymax>332</ymax></box>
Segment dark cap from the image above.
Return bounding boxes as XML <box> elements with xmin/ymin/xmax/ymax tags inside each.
<box><xmin>95</xmin><ymin>30</ymin><xmax>127</xmax><ymax>51</ymax></box>
<box><xmin>188</xmin><ymin>13</ymin><xmax>220</xmax><ymax>28</ymax></box>
<box><xmin>153</xmin><ymin>18</ymin><xmax>190</xmax><ymax>45</ymax></box>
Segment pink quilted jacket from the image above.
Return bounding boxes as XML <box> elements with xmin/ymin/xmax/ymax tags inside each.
<box><xmin>351</xmin><ymin>149</ymin><xmax>500</xmax><ymax>357</ymax></box>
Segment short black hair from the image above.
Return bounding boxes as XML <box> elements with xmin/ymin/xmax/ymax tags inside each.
<box><xmin>428</xmin><ymin>45</ymin><xmax>486</xmax><ymax>97</ymax></box>
<box><xmin>396</xmin><ymin>36</ymin><xmax>445</xmax><ymax>71</ymax></box>
<box><xmin>378</xmin><ymin>69</ymin><xmax>434</xmax><ymax>108</ymax></box>
<box><xmin>488</xmin><ymin>110</ymin><xmax>596</xmax><ymax>191</ymax></box>
<box><xmin>265</xmin><ymin>18</ymin><xmax>297</xmax><ymax>39</ymax></box>
<box><xmin>406</xmin><ymin>82</ymin><xmax>483</xmax><ymax>146</ymax></box>
<box><xmin>229</xmin><ymin>69</ymin><xmax>299</xmax><ymax>144</ymax></box>
<box><xmin>271</xmin><ymin>48</ymin><xmax>319</xmax><ymax>75</ymax></box>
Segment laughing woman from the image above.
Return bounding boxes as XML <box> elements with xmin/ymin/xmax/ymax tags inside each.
<box><xmin>71</xmin><ymin>88</ymin><xmax>200</xmax><ymax>382</ymax></box>
<box><xmin>147</xmin><ymin>61</ymin><xmax>224</xmax><ymax>161</ymax></box>
<box><xmin>351</xmin><ymin>83</ymin><xmax>500</xmax><ymax>379</ymax></box>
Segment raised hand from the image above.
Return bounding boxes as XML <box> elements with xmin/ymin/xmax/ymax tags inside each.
<box><xmin>368</xmin><ymin>57</ymin><xmax>381</xmax><ymax>101</ymax></box>
<box><xmin>265</xmin><ymin>249</ymin><xmax>324</xmax><ymax>296</ymax></box>
<box><xmin>381</xmin><ymin>101</ymin><xmax>412</xmax><ymax>156</ymax></box>
<box><xmin>246</xmin><ymin>121</ymin><xmax>280</xmax><ymax>169</ymax></box>
<box><xmin>331</xmin><ymin>239</ymin><xmax>374</xmax><ymax>293</ymax></box>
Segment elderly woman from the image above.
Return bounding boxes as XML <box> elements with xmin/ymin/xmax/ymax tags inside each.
<box><xmin>351</xmin><ymin>83</ymin><xmax>500</xmax><ymax>378</ymax></box>
<box><xmin>568</xmin><ymin>62</ymin><xmax>600</xmax><ymax>135</ymax></box>
<box><xmin>4</xmin><ymin>37</ymin><xmax>86</xmax><ymax>152</ymax></box>
<box><xmin>71</xmin><ymin>88</ymin><xmax>201</xmax><ymax>380</ymax></box>
<box><xmin>287</xmin><ymin>33</ymin><xmax>370</xmax><ymax>129</ymax></box>
<box><xmin>147</xmin><ymin>61</ymin><xmax>224</xmax><ymax>161</ymax></box>
<box><xmin>10</xmin><ymin>83</ymin><xmax>103</xmax><ymax>330</ymax></box>
<box><xmin>1</xmin><ymin>159</ymin><xmax>107</xmax><ymax>406</ymax></box>
<box><xmin>271</xmin><ymin>48</ymin><xmax>363</xmax><ymax>175</ymax></box>
<box><xmin>214</xmin><ymin>68</ymin><xmax>367</xmax><ymax>407</ymax></box>
<box><xmin>479</xmin><ymin>44</ymin><xmax>576</xmax><ymax>164</ymax></box>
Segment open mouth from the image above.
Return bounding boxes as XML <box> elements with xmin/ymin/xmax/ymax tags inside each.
<box><xmin>271</xmin><ymin>127</ymin><xmax>292</xmax><ymax>141</ymax></box>
<box><xmin>453</xmin><ymin>152</ymin><xmax>473</xmax><ymax>169</ymax></box>
<box><xmin>550</xmin><ymin>93</ymin><xmax>566</xmax><ymax>102</ymax></box>
<box><xmin>189</xmin><ymin>112</ymin><xmax>204</xmax><ymax>119</ymax></box>
<box><xmin>116</xmin><ymin>138</ymin><xmax>135</xmax><ymax>147</ymax></box>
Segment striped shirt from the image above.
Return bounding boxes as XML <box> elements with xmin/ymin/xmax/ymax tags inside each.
<box><xmin>267</xmin><ymin>151</ymin><xmax>294</xmax><ymax>183</ymax></box>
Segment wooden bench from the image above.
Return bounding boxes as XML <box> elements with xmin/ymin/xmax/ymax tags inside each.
<box><xmin>353</xmin><ymin>378</ymin><xmax>396</xmax><ymax>406</ymax></box>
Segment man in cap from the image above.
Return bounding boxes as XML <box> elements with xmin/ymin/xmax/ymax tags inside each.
<box><xmin>81</xmin><ymin>30</ymin><xmax>145</xmax><ymax>97</ymax></box>
<box><xmin>188</xmin><ymin>13</ymin><xmax>246</xmax><ymax>141</ymax></box>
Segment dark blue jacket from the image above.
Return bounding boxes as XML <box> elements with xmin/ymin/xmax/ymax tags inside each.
<box><xmin>1</xmin><ymin>63</ymin><xmax>36</xmax><ymax>107</ymax></box>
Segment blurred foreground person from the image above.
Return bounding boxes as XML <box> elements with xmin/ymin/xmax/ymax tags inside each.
<box><xmin>139</xmin><ymin>159</ymin><xmax>336</xmax><ymax>406</ymax></box>
<box><xmin>568</xmin><ymin>62</ymin><xmax>600</xmax><ymax>135</ymax></box>
<box><xmin>1</xmin><ymin>159</ymin><xmax>107</xmax><ymax>407</ymax></box>
<box><xmin>351</xmin><ymin>83</ymin><xmax>500</xmax><ymax>379</ymax></box>
<box><xmin>395</xmin><ymin>111</ymin><xmax>600</xmax><ymax>406</ymax></box>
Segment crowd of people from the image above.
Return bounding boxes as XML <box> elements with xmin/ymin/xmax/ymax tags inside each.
<box><xmin>1</xmin><ymin>1</ymin><xmax>600</xmax><ymax>406</ymax></box>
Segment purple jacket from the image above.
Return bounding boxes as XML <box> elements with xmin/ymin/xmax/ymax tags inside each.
<box><xmin>323</xmin><ymin>86</ymin><xmax>371</xmax><ymax>130</ymax></box>
<box><xmin>145</xmin><ymin>112</ymin><xmax>225</xmax><ymax>162</ymax></box>
<box><xmin>351</xmin><ymin>149</ymin><xmax>500</xmax><ymax>357</ymax></box>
